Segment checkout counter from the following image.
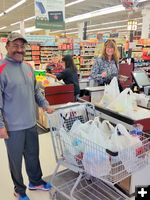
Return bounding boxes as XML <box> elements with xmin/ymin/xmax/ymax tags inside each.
<box><xmin>36</xmin><ymin>74</ymin><xmax>75</xmax><ymax>129</ymax></box>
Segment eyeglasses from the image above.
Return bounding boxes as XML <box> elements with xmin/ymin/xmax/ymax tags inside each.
<box><xmin>104</xmin><ymin>39</ymin><xmax>116</xmax><ymax>44</ymax></box>
<box><xmin>11</xmin><ymin>44</ymin><xmax>26</xmax><ymax>49</ymax></box>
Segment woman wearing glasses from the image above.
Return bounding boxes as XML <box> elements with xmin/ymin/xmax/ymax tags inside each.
<box><xmin>90</xmin><ymin>39</ymin><xmax>120</xmax><ymax>86</ymax></box>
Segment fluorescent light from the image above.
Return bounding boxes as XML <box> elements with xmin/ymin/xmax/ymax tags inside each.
<box><xmin>65</xmin><ymin>0</ymin><xmax>86</xmax><ymax>7</ymax></box>
<box><xmin>25</xmin><ymin>26</ymin><xmax>42</xmax><ymax>33</ymax></box>
<box><xmin>65</xmin><ymin>5</ymin><xmax>125</xmax><ymax>23</ymax></box>
<box><xmin>16</xmin><ymin>26</ymin><xmax>42</xmax><ymax>33</ymax></box>
<box><xmin>0</xmin><ymin>26</ymin><xmax>7</xmax><ymax>30</ymax></box>
<box><xmin>5</xmin><ymin>0</ymin><xmax>26</xmax><ymax>14</ymax></box>
<box><xmin>11</xmin><ymin>21</ymin><xmax>21</xmax><ymax>26</ymax></box>
<box><xmin>65</xmin><ymin>0</ymin><xmax>149</xmax><ymax>23</ymax></box>
<box><xmin>88</xmin><ymin>25</ymin><xmax>127</xmax><ymax>32</ymax></box>
<box><xmin>66</xmin><ymin>31</ymin><xmax>78</xmax><ymax>35</ymax></box>
<box><xmin>0</xmin><ymin>12</ymin><xmax>4</xmax><ymax>17</ymax></box>
<box><xmin>24</xmin><ymin>16</ymin><xmax>35</xmax><ymax>22</ymax></box>
<box><xmin>139</xmin><ymin>0</ymin><xmax>149</xmax><ymax>2</ymax></box>
<box><xmin>10</xmin><ymin>16</ymin><xmax>35</xmax><ymax>26</ymax></box>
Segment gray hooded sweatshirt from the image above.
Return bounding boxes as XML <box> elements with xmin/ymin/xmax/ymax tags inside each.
<box><xmin>0</xmin><ymin>55</ymin><xmax>49</xmax><ymax>131</ymax></box>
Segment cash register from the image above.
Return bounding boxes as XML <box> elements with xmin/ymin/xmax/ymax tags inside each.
<box><xmin>132</xmin><ymin>71</ymin><xmax>150</xmax><ymax>108</ymax></box>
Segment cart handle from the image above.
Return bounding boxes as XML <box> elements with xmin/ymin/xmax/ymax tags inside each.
<box><xmin>106</xmin><ymin>149</ymin><xmax>118</xmax><ymax>156</ymax></box>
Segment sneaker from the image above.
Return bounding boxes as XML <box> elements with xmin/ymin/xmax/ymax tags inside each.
<box><xmin>14</xmin><ymin>192</ymin><xmax>30</xmax><ymax>200</ymax></box>
<box><xmin>28</xmin><ymin>181</ymin><xmax>52</xmax><ymax>191</ymax></box>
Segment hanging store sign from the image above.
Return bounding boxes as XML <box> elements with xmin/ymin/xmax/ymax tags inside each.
<box><xmin>127</xmin><ymin>20</ymin><xmax>138</xmax><ymax>31</ymax></box>
<box><xmin>110</xmin><ymin>32</ymin><xmax>119</xmax><ymax>38</ymax></box>
<box><xmin>35</xmin><ymin>0</ymin><xmax>65</xmax><ymax>30</ymax></box>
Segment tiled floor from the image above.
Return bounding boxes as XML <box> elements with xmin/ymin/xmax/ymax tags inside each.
<box><xmin>0</xmin><ymin>132</ymin><xmax>135</xmax><ymax>200</ymax></box>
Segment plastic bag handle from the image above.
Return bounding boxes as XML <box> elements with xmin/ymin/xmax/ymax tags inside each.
<box><xmin>92</xmin><ymin>117</ymin><xmax>102</xmax><ymax>128</ymax></box>
<box><xmin>102</xmin><ymin>120</ymin><xmax>113</xmax><ymax>131</ymax></box>
<box><xmin>114</xmin><ymin>124</ymin><xmax>130</xmax><ymax>137</ymax></box>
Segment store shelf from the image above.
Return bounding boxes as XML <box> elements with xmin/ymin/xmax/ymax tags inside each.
<box><xmin>79</xmin><ymin>41</ymin><xmax>97</xmax><ymax>77</ymax></box>
<box><xmin>24</xmin><ymin>44</ymin><xmax>40</xmax><ymax>66</ymax></box>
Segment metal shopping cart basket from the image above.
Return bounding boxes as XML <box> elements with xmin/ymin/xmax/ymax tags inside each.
<box><xmin>47</xmin><ymin>102</ymin><xmax>96</xmax><ymax>199</ymax></box>
<box><xmin>47</xmin><ymin>102</ymin><xmax>150</xmax><ymax>200</ymax></box>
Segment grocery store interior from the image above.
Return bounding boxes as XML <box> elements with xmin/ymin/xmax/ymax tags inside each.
<box><xmin>0</xmin><ymin>0</ymin><xmax>150</xmax><ymax>200</ymax></box>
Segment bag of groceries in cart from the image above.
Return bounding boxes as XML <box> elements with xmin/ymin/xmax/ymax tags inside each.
<box><xmin>59</xmin><ymin>111</ymin><xmax>149</xmax><ymax>180</ymax></box>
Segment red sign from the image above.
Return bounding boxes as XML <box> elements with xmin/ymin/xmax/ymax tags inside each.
<box><xmin>1</xmin><ymin>37</ymin><xmax>7</xmax><ymax>43</ymax></box>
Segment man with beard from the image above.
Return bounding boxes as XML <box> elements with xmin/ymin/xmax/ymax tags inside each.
<box><xmin>0</xmin><ymin>32</ymin><xmax>54</xmax><ymax>200</ymax></box>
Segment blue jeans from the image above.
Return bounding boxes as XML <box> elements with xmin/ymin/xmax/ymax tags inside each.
<box><xmin>5</xmin><ymin>125</ymin><xmax>43</xmax><ymax>196</ymax></box>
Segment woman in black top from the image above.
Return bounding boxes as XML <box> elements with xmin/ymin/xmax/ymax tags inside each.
<box><xmin>56</xmin><ymin>55</ymin><xmax>80</xmax><ymax>100</ymax></box>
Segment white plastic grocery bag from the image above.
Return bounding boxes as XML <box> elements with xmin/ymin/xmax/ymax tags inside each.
<box><xmin>107</xmin><ymin>123</ymin><xmax>142</xmax><ymax>151</ymax></box>
<box><xmin>101</xmin><ymin>120</ymin><xmax>115</xmax><ymax>140</ymax></box>
<box><xmin>70</xmin><ymin>117</ymin><xmax>106</xmax><ymax>148</ymax></box>
<box><xmin>83</xmin><ymin>144</ymin><xmax>111</xmax><ymax>177</ymax></box>
<box><xmin>108</xmin><ymin>88</ymin><xmax>138</xmax><ymax>116</ymax></box>
<box><xmin>107</xmin><ymin>123</ymin><xmax>143</xmax><ymax>173</ymax></box>
<box><xmin>99</xmin><ymin>77</ymin><xmax>120</xmax><ymax>107</ymax></box>
<box><xmin>60</xmin><ymin>126</ymin><xmax>88</xmax><ymax>166</ymax></box>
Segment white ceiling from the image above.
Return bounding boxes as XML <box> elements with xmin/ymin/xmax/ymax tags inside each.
<box><xmin>0</xmin><ymin>0</ymin><xmax>149</xmax><ymax>34</ymax></box>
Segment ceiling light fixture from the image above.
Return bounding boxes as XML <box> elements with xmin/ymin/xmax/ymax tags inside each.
<box><xmin>0</xmin><ymin>26</ymin><xmax>7</xmax><ymax>30</ymax></box>
<box><xmin>65</xmin><ymin>0</ymin><xmax>149</xmax><ymax>23</ymax></box>
<box><xmin>10</xmin><ymin>16</ymin><xmax>35</xmax><ymax>26</ymax></box>
<box><xmin>0</xmin><ymin>13</ymin><xmax>4</xmax><ymax>17</ymax></box>
<box><xmin>11</xmin><ymin>21</ymin><xmax>21</xmax><ymax>26</ymax></box>
<box><xmin>65</xmin><ymin>5</ymin><xmax>125</xmax><ymax>23</ymax></box>
<box><xmin>65</xmin><ymin>0</ymin><xmax>86</xmax><ymax>7</ymax></box>
<box><xmin>5</xmin><ymin>0</ymin><xmax>27</xmax><ymax>14</ymax></box>
<box><xmin>138</xmin><ymin>0</ymin><xmax>149</xmax><ymax>2</ymax></box>
<box><xmin>0</xmin><ymin>0</ymin><xmax>26</xmax><ymax>19</ymax></box>
<box><xmin>88</xmin><ymin>25</ymin><xmax>128</xmax><ymax>32</ymax></box>
<box><xmin>15</xmin><ymin>26</ymin><xmax>43</xmax><ymax>33</ymax></box>
<box><xmin>24</xmin><ymin>16</ymin><xmax>36</xmax><ymax>22</ymax></box>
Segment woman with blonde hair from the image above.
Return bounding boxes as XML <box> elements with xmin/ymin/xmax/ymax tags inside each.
<box><xmin>91</xmin><ymin>39</ymin><xmax>120</xmax><ymax>86</ymax></box>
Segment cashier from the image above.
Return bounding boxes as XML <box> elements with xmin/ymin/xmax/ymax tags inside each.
<box><xmin>48</xmin><ymin>55</ymin><xmax>80</xmax><ymax>100</ymax></box>
<box><xmin>90</xmin><ymin>39</ymin><xmax>119</xmax><ymax>86</ymax></box>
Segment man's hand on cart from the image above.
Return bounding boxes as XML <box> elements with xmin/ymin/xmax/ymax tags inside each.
<box><xmin>0</xmin><ymin>127</ymin><xmax>9</xmax><ymax>139</ymax></box>
<box><xmin>43</xmin><ymin>106</ymin><xmax>55</xmax><ymax>114</ymax></box>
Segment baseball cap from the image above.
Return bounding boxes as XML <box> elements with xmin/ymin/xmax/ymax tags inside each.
<box><xmin>7</xmin><ymin>32</ymin><xmax>27</xmax><ymax>43</ymax></box>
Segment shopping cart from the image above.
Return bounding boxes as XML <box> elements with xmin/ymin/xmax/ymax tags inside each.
<box><xmin>47</xmin><ymin>102</ymin><xmax>150</xmax><ymax>200</ymax></box>
<box><xmin>47</xmin><ymin>102</ymin><xmax>95</xmax><ymax>199</ymax></box>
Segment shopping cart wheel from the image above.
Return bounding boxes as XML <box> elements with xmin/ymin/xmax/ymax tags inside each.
<box><xmin>49</xmin><ymin>188</ymin><xmax>57</xmax><ymax>200</ymax></box>
<box><xmin>52</xmin><ymin>192</ymin><xmax>57</xmax><ymax>200</ymax></box>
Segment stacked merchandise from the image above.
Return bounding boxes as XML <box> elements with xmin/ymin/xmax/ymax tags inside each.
<box><xmin>24</xmin><ymin>44</ymin><xmax>40</xmax><ymax>67</ymax></box>
<box><xmin>40</xmin><ymin>45</ymin><xmax>59</xmax><ymax>65</ymax></box>
<box><xmin>132</xmin><ymin>38</ymin><xmax>150</xmax><ymax>67</ymax></box>
<box><xmin>58</xmin><ymin>37</ymin><xmax>73</xmax><ymax>56</ymax></box>
<box><xmin>80</xmin><ymin>40</ymin><xmax>97</xmax><ymax>77</ymax></box>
